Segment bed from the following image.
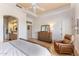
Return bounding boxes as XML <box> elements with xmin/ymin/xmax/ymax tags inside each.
<box><xmin>0</xmin><ymin>39</ymin><xmax>51</xmax><ymax>56</ymax></box>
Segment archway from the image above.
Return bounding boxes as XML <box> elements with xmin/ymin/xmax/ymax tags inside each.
<box><xmin>3</xmin><ymin>15</ymin><xmax>18</xmax><ymax>42</ymax></box>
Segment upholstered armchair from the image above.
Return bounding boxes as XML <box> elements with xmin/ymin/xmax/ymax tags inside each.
<box><xmin>54</xmin><ymin>34</ymin><xmax>74</xmax><ymax>55</ymax></box>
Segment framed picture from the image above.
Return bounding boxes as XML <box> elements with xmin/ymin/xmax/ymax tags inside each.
<box><xmin>41</xmin><ymin>25</ymin><xmax>50</xmax><ymax>32</ymax></box>
<box><xmin>41</xmin><ymin>25</ymin><xmax>46</xmax><ymax>31</ymax></box>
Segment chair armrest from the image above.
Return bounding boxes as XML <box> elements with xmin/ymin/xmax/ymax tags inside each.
<box><xmin>54</xmin><ymin>42</ymin><xmax>63</xmax><ymax>51</ymax></box>
<box><xmin>54</xmin><ymin>41</ymin><xmax>63</xmax><ymax>47</ymax></box>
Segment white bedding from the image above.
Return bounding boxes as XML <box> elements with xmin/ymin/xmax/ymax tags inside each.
<box><xmin>0</xmin><ymin>39</ymin><xmax>51</xmax><ymax>56</ymax></box>
<box><xmin>0</xmin><ymin>42</ymin><xmax>25</xmax><ymax>56</ymax></box>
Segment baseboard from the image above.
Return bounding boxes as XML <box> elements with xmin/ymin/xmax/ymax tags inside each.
<box><xmin>74</xmin><ymin>47</ymin><xmax>79</xmax><ymax>56</ymax></box>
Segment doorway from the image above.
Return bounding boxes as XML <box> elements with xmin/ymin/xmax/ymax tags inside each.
<box><xmin>27</xmin><ymin>21</ymin><xmax>32</xmax><ymax>39</ymax></box>
<box><xmin>3</xmin><ymin>16</ymin><xmax>18</xmax><ymax>42</ymax></box>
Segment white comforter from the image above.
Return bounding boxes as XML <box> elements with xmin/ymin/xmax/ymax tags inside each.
<box><xmin>0</xmin><ymin>39</ymin><xmax>51</xmax><ymax>56</ymax></box>
<box><xmin>0</xmin><ymin>42</ymin><xmax>25</xmax><ymax>56</ymax></box>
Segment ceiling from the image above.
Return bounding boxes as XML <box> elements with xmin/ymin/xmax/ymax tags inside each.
<box><xmin>17</xmin><ymin>3</ymin><xmax>70</xmax><ymax>16</ymax></box>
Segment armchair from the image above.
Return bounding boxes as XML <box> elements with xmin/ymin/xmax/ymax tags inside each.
<box><xmin>54</xmin><ymin>34</ymin><xmax>74</xmax><ymax>55</ymax></box>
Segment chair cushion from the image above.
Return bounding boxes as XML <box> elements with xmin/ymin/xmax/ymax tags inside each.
<box><xmin>63</xmin><ymin>39</ymin><xmax>71</xmax><ymax>44</ymax></box>
<box><xmin>64</xmin><ymin>34</ymin><xmax>72</xmax><ymax>40</ymax></box>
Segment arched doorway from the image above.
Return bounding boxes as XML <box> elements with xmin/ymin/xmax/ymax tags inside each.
<box><xmin>3</xmin><ymin>15</ymin><xmax>18</xmax><ymax>42</ymax></box>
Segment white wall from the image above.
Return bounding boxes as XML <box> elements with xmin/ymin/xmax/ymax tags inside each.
<box><xmin>74</xmin><ymin>3</ymin><xmax>79</xmax><ymax>54</ymax></box>
<box><xmin>27</xmin><ymin>16</ymin><xmax>33</xmax><ymax>22</ymax></box>
<box><xmin>26</xmin><ymin>11</ymin><xmax>38</xmax><ymax>38</ymax></box>
<box><xmin>0</xmin><ymin>3</ymin><xmax>27</xmax><ymax>42</ymax></box>
<box><xmin>32</xmin><ymin>7</ymin><xmax>73</xmax><ymax>41</ymax></box>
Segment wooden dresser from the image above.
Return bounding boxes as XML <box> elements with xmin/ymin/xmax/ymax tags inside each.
<box><xmin>9</xmin><ymin>33</ymin><xmax>17</xmax><ymax>40</ymax></box>
<box><xmin>38</xmin><ymin>31</ymin><xmax>52</xmax><ymax>43</ymax></box>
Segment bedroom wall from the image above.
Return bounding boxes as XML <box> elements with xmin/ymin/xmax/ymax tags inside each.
<box><xmin>0</xmin><ymin>3</ymin><xmax>27</xmax><ymax>42</ymax></box>
<box><xmin>27</xmin><ymin>17</ymin><xmax>33</xmax><ymax>22</ymax></box>
<box><xmin>32</xmin><ymin>7</ymin><xmax>73</xmax><ymax>41</ymax></box>
<box><xmin>74</xmin><ymin>3</ymin><xmax>79</xmax><ymax>55</ymax></box>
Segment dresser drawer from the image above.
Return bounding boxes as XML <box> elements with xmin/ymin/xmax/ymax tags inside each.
<box><xmin>38</xmin><ymin>31</ymin><xmax>52</xmax><ymax>43</ymax></box>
